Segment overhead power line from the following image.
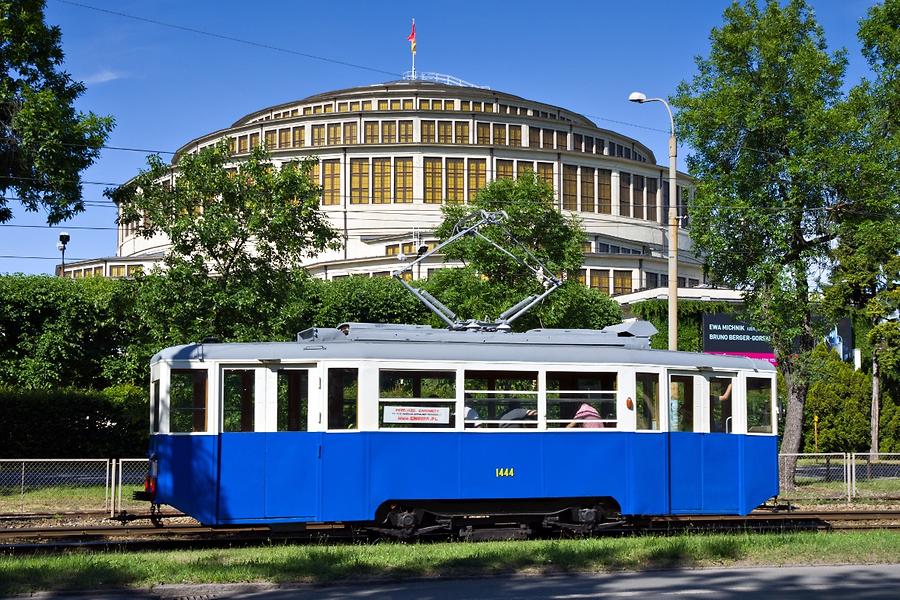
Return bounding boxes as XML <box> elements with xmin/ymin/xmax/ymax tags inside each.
<box><xmin>55</xmin><ymin>0</ymin><xmax>401</xmax><ymax>78</ymax></box>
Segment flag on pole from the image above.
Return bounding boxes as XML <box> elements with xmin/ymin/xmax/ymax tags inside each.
<box><xmin>407</xmin><ymin>19</ymin><xmax>416</xmax><ymax>54</ymax></box>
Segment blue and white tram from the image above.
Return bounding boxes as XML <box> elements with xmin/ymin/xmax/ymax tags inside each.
<box><xmin>144</xmin><ymin>321</ymin><xmax>778</xmax><ymax>529</ymax></box>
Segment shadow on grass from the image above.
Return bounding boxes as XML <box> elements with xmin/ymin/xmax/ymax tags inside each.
<box><xmin>0</xmin><ymin>534</ymin><xmax>755</xmax><ymax>595</ymax></box>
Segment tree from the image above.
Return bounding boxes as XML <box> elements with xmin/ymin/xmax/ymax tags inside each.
<box><xmin>108</xmin><ymin>142</ymin><xmax>340</xmax><ymax>343</ymax></box>
<box><xmin>824</xmin><ymin>0</ymin><xmax>900</xmax><ymax>457</ymax></box>
<box><xmin>109</xmin><ymin>143</ymin><xmax>340</xmax><ymax>279</ymax></box>
<box><xmin>427</xmin><ymin>175</ymin><xmax>620</xmax><ymax>330</ymax></box>
<box><xmin>434</xmin><ymin>174</ymin><xmax>585</xmax><ymax>288</ymax></box>
<box><xmin>0</xmin><ymin>0</ymin><xmax>113</xmax><ymax>224</ymax></box>
<box><xmin>671</xmin><ymin>0</ymin><xmax>851</xmax><ymax>487</ymax></box>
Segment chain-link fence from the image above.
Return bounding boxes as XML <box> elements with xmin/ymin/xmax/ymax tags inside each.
<box><xmin>114</xmin><ymin>458</ymin><xmax>150</xmax><ymax>516</ymax></box>
<box><xmin>851</xmin><ymin>453</ymin><xmax>900</xmax><ymax>500</ymax></box>
<box><xmin>0</xmin><ymin>459</ymin><xmax>111</xmax><ymax>514</ymax></box>
<box><xmin>779</xmin><ymin>453</ymin><xmax>851</xmax><ymax>501</ymax></box>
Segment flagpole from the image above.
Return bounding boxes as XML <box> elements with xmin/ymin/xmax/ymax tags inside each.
<box><xmin>411</xmin><ymin>18</ymin><xmax>416</xmax><ymax>79</ymax></box>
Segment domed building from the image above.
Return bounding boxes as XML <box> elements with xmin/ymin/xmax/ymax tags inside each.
<box><xmin>75</xmin><ymin>78</ymin><xmax>714</xmax><ymax>300</ymax></box>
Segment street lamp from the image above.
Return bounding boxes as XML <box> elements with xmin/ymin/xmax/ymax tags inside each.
<box><xmin>57</xmin><ymin>231</ymin><xmax>70</xmax><ymax>276</ymax></box>
<box><xmin>629</xmin><ymin>91</ymin><xmax>679</xmax><ymax>351</ymax></box>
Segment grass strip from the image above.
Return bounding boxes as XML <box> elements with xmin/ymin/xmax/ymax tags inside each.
<box><xmin>2</xmin><ymin>531</ymin><xmax>900</xmax><ymax>595</ymax></box>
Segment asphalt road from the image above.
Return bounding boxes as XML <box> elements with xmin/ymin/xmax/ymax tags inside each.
<box><xmin>15</xmin><ymin>564</ymin><xmax>900</xmax><ymax>599</ymax></box>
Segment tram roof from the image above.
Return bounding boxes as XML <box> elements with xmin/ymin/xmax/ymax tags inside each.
<box><xmin>152</xmin><ymin>322</ymin><xmax>775</xmax><ymax>373</ymax></box>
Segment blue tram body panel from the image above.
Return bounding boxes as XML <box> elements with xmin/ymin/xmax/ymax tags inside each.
<box><xmin>151</xmin><ymin>430</ymin><xmax>777</xmax><ymax>525</ymax></box>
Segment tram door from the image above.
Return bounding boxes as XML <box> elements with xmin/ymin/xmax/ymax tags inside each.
<box><xmin>668</xmin><ymin>371</ymin><xmax>740</xmax><ymax>513</ymax></box>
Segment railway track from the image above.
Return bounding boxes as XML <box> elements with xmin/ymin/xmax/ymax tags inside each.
<box><xmin>2</xmin><ymin>510</ymin><xmax>899</xmax><ymax>552</ymax></box>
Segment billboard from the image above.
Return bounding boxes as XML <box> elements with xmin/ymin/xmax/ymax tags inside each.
<box><xmin>702</xmin><ymin>313</ymin><xmax>776</xmax><ymax>365</ymax></box>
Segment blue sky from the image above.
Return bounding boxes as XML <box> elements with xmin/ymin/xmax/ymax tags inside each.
<box><xmin>1</xmin><ymin>0</ymin><xmax>880</xmax><ymax>275</ymax></box>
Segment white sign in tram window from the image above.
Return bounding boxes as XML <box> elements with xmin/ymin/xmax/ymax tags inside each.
<box><xmin>383</xmin><ymin>405</ymin><xmax>451</xmax><ymax>424</ymax></box>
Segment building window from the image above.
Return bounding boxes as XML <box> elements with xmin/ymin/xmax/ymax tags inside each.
<box><xmin>493</xmin><ymin>123</ymin><xmax>506</xmax><ymax>146</ymax></box>
<box><xmin>402</xmin><ymin>99</ymin><xmax>413</xmax><ymax>110</ymax></box>
<box><xmin>265</xmin><ymin>130</ymin><xmax>276</xmax><ymax>148</ymax></box>
<box><xmin>421</xmin><ymin>120</ymin><xmax>436</xmax><ymax>143</ymax></box>
<box><xmin>496</xmin><ymin>159</ymin><xmax>513</xmax><ymax>180</ymax></box>
<box><xmin>595</xmin><ymin>169</ymin><xmax>611</xmax><ymax>214</ymax></box>
<box><xmin>378</xmin><ymin>100</ymin><xmax>388</xmax><ymax>111</ymax></box>
<box><xmin>127</xmin><ymin>265</ymin><xmax>143</xmax><ymax>277</ymax></box>
<box><xmin>591</xmin><ymin>269</ymin><xmax>609</xmax><ymax>294</ymax></box>
<box><xmin>361</xmin><ymin>100</ymin><xmax>372</xmax><ymax>111</ymax></box>
<box><xmin>573</xmin><ymin>133</ymin><xmax>583</xmax><ymax>152</ymax></box>
<box><xmin>584</xmin><ymin>136</ymin><xmax>594</xmax><ymax>153</ymax></box>
<box><xmin>454</xmin><ymin>121</ymin><xmax>469</xmax><ymax>144</ymax></box>
<box><xmin>472</xmin><ymin>101</ymin><xmax>482</xmax><ymax>112</ymax></box>
<box><xmin>322</xmin><ymin>159</ymin><xmax>341</xmax><ymax>205</ymax></box>
<box><xmin>237</xmin><ymin>136</ymin><xmax>248</xmax><ymax>153</ymax></box>
<box><xmin>633</xmin><ymin>175</ymin><xmax>645</xmax><ymax>219</ymax></box>
<box><xmin>477</xmin><ymin>122</ymin><xmax>490</xmax><ymax>144</ymax></box>
<box><xmin>580</xmin><ymin>167</ymin><xmax>594</xmax><ymax>212</ymax></box>
<box><xmin>646</xmin><ymin>178</ymin><xmax>658</xmax><ymax>221</ymax></box>
<box><xmin>424</xmin><ymin>157</ymin><xmax>443</xmax><ymax>204</ymax></box>
<box><xmin>517</xmin><ymin>160</ymin><xmax>533</xmax><ymax>180</ymax></box>
<box><xmin>349</xmin><ymin>101</ymin><xmax>360</xmax><ymax>111</ymax></box>
<box><xmin>446</xmin><ymin>158</ymin><xmax>464</xmax><ymax>204</ymax></box>
<box><xmin>364</xmin><ymin>121</ymin><xmax>379</xmax><ymax>144</ymax></box>
<box><xmin>327</xmin><ymin>123</ymin><xmax>341</xmax><ymax>145</ymax></box>
<box><xmin>311</xmin><ymin>125</ymin><xmax>325</xmax><ymax>147</ymax></box>
<box><xmin>537</xmin><ymin>162</ymin><xmax>554</xmax><ymax>189</ymax></box>
<box><xmin>373</xmin><ymin>158</ymin><xmax>390</xmax><ymax>204</ymax></box>
<box><xmin>110</xmin><ymin>265</ymin><xmax>126</xmax><ymax>277</ymax></box>
<box><xmin>350</xmin><ymin>159</ymin><xmax>369</xmax><ymax>204</ymax></box>
<box><xmin>419</xmin><ymin>99</ymin><xmax>431</xmax><ymax>110</ymax></box>
<box><xmin>343</xmin><ymin>122</ymin><xmax>357</xmax><ymax>145</ymax></box>
<box><xmin>292</xmin><ymin>126</ymin><xmax>305</xmax><ymax>147</ymax></box>
<box><xmin>249</xmin><ymin>133</ymin><xmax>260</xmax><ymax>149</ymax></box>
<box><xmin>278</xmin><ymin>129</ymin><xmax>291</xmax><ymax>148</ymax></box>
<box><xmin>556</xmin><ymin>131</ymin><xmax>568</xmax><ymax>150</ymax></box>
<box><xmin>338</xmin><ymin>102</ymin><xmax>349</xmax><ymax>113</ymax></box>
<box><xmin>398</xmin><ymin>120</ymin><xmax>413</xmax><ymax>143</ymax></box>
<box><xmin>394</xmin><ymin>157</ymin><xmax>412</xmax><ymax>203</ymax></box>
<box><xmin>529</xmin><ymin>126</ymin><xmax>540</xmax><ymax>149</ymax></box>
<box><xmin>562</xmin><ymin>165</ymin><xmax>577</xmax><ymax>210</ymax></box>
<box><xmin>468</xmin><ymin>158</ymin><xmax>486</xmax><ymax>201</ymax></box>
<box><xmin>542</xmin><ymin>128</ymin><xmax>554</xmax><ymax>149</ymax></box>
<box><xmin>509</xmin><ymin>125</ymin><xmax>522</xmax><ymax>147</ymax></box>
<box><xmin>647</xmin><ymin>272</ymin><xmax>659</xmax><ymax>289</ymax></box>
<box><xmin>613</xmin><ymin>270</ymin><xmax>633</xmax><ymax>295</ymax></box>
<box><xmin>382</xmin><ymin>121</ymin><xmax>396</xmax><ymax>144</ymax></box>
<box><xmin>619</xmin><ymin>172</ymin><xmax>631</xmax><ymax>218</ymax></box>
<box><xmin>438</xmin><ymin>121</ymin><xmax>452</xmax><ymax>144</ymax></box>
<box><xmin>460</xmin><ymin>100</ymin><xmax>470</xmax><ymax>111</ymax></box>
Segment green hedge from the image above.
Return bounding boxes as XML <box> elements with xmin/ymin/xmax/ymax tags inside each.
<box><xmin>0</xmin><ymin>385</ymin><xmax>147</xmax><ymax>458</ymax></box>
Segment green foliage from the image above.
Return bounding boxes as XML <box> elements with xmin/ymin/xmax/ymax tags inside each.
<box><xmin>314</xmin><ymin>275</ymin><xmax>429</xmax><ymax>327</ymax></box>
<box><xmin>803</xmin><ymin>346</ymin><xmax>871</xmax><ymax>452</ymax></box>
<box><xmin>108</xmin><ymin>143</ymin><xmax>340</xmax><ymax>279</ymax></box>
<box><xmin>0</xmin><ymin>0</ymin><xmax>114</xmax><ymax>224</ymax></box>
<box><xmin>0</xmin><ymin>384</ymin><xmax>147</xmax><ymax>458</ymax></box>
<box><xmin>434</xmin><ymin>175</ymin><xmax>585</xmax><ymax>287</ymax></box>
<box><xmin>0</xmin><ymin>275</ymin><xmax>145</xmax><ymax>389</ymax></box>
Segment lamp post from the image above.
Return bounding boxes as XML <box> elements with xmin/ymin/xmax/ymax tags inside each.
<box><xmin>57</xmin><ymin>231</ymin><xmax>70</xmax><ymax>276</ymax></box>
<box><xmin>628</xmin><ymin>91</ymin><xmax>678</xmax><ymax>351</ymax></box>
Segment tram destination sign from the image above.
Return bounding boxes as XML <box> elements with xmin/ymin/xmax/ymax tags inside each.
<box><xmin>702</xmin><ymin>313</ymin><xmax>776</xmax><ymax>364</ymax></box>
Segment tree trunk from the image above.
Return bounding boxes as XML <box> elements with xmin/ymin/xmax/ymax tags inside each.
<box><xmin>779</xmin><ymin>372</ymin><xmax>808</xmax><ymax>492</ymax></box>
<box><xmin>871</xmin><ymin>354</ymin><xmax>880</xmax><ymax>460</ymax></box>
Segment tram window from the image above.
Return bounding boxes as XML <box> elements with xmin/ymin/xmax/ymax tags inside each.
<box><xmin>169</xmin><ymin>369</ymin><xmax>207</xmax><ymax>433</ymax></box>
<box><xmin>669</xmin><ymin>375</ymin><xmax>694</xmax><ymax>432</ymax></box>
<box><xmin>635</xmin><ymin>373</ymin><xmax>660</xmax><ymax>430</ymax></box>
<box><xmin>464</xmin><ymin>370</ymin><xmax>538</xmax><ymax>428</ymax></box>
<box><xmin>378</xmin><ymin>370</ymin><xmax>456</xmax><ymax>429</ymax></box>
<box><xmin>709</xmin><ymin>376</ymin><xmax>734</xmax><ymax>433</ymax></box>
<box><xmin>546</xmin><ymin>372</ymin><xmax>617</xmax><ymax>428</ymax></box>
<box><xmin>277</xmin><ymin>370</ymin><xmax>309</xmax><ymax>432</ymax></box>
<box><xmin>328</xmin><ymin>368</ymin><xmax>358</xmax><ymax>430</ymax></box>
<box><xmin>222</xmin><ymin>369</ymin><xmax>255</xmax><ymax>432</ymax></box>
<box><xmin>747</xmin><ymin>377</ymin><xmax>773</xmax><ymax>433</ymax></box>
<box><xmin>151</xmin><ymin>379</ymin><xmax>160</xmax><ymax>433</ymax></box>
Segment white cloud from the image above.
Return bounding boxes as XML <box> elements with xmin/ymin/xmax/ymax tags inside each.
<box><xmin>82</xmin><ymin>69</ymin><xmax>125</xmax><ymax>85</ymax></box>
